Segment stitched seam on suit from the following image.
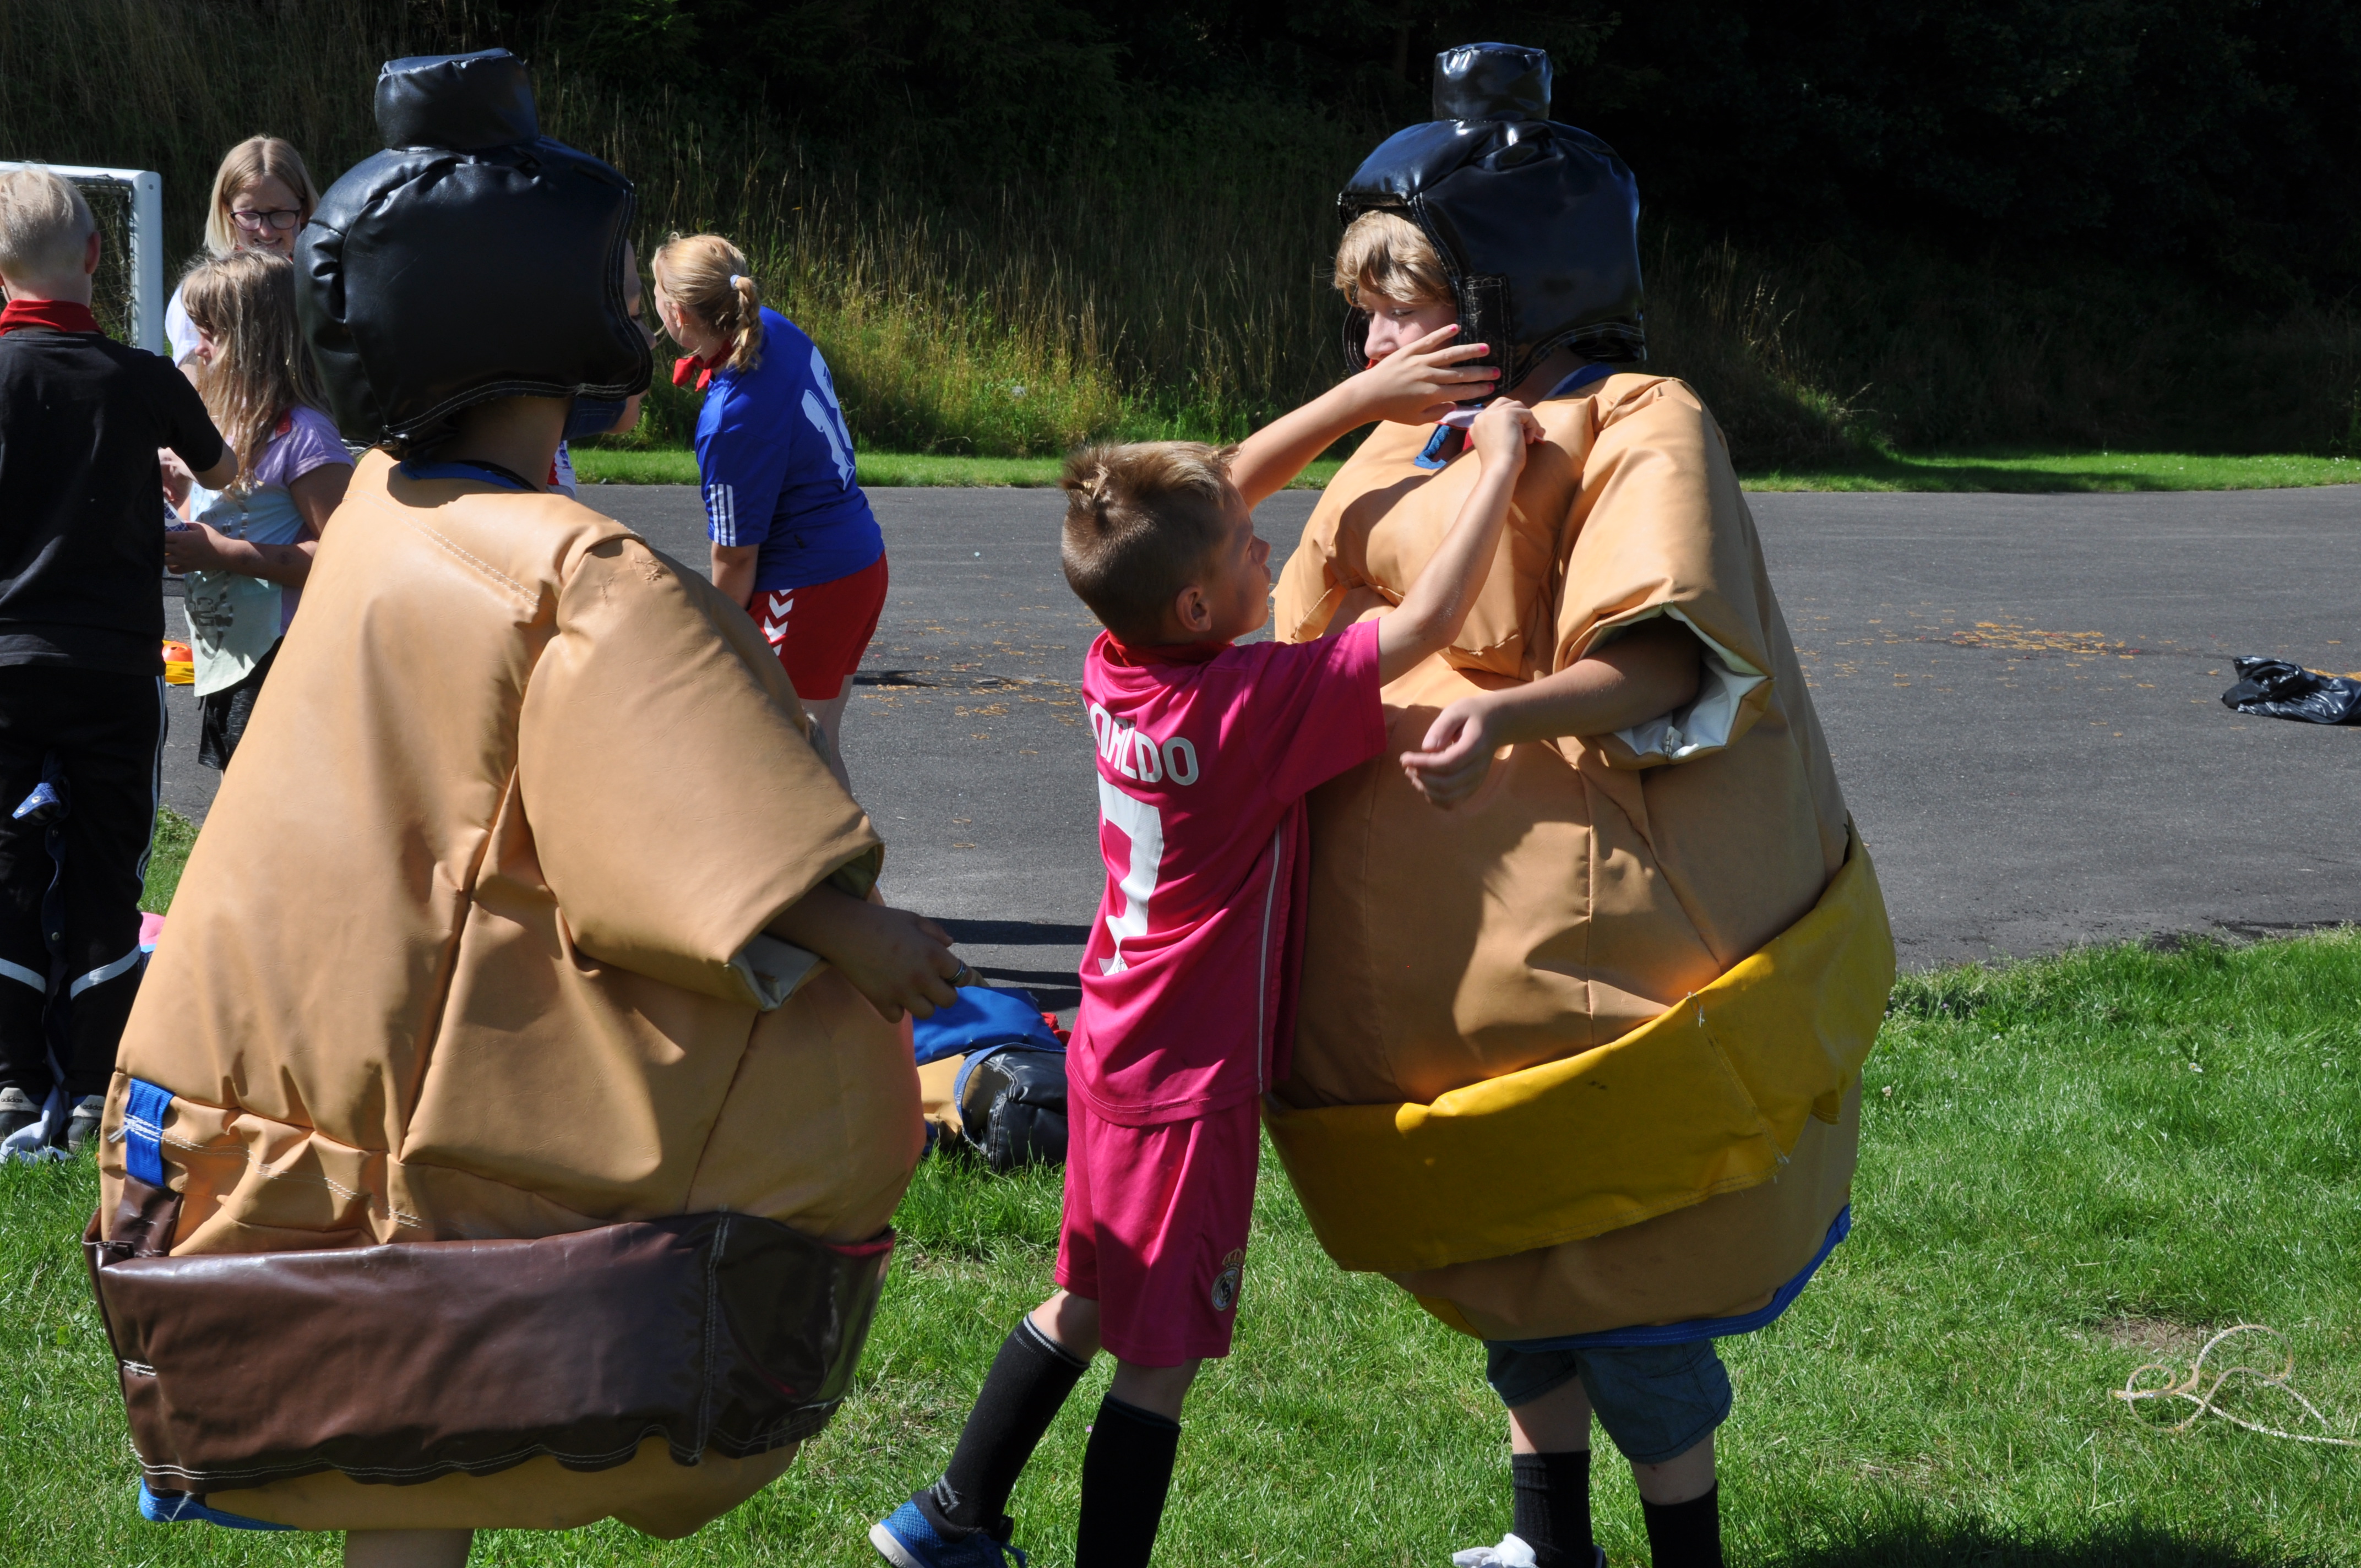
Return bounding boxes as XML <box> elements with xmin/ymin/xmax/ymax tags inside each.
<box><xmin>353</xmin><ymin>491</ymin><xmax>535</xmax><ymax>606</ymax></box>
<box><xmin>146</xmin><ymin>1086</ymin><xmax>611</xmax><ymax>1239</ymax></box>
<box><xmin>139</xmin><ymin>1410</ymin><xmax>825</xmax><ymax>1487</ymax></box>
<box><xmin>155</xmin><ymin>1130</ymin><xmax>429</xmax><ymax>1229</ymax></box>
<box><xmin>400</xmin><ymin>521</ymin><xmax>533</xmax><ymax>603</ymax></box>
<box><xmin>698</xmin><ymin>1215</ymin><xmax>727</xmax><ymax>1452</ymax></box>
<box><xmin>139</xmin><ymin>1425</ymin><xmax>666</xmax><ymax>1486</ymax></box>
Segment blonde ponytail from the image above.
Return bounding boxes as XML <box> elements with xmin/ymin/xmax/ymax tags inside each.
<box><xmin>652</xmin><ymin>233</ymin><xmax>765</xmax><ymax>373</ymax></box>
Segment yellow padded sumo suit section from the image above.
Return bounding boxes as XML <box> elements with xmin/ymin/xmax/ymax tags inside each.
<box><xmin>100</xmin><ymin>453</ymin><xmax>923</xmax><ymax>1531</ymax></box>
<box><xmin>1268</xmin><ymin>376</ymin><xmax>1895</xmax><ymax>1340</ymax></box>
<box><xmin>1263</xmin><ymin>828</ymin><xmax>1892</xmax><ymax>1275</ymax></box>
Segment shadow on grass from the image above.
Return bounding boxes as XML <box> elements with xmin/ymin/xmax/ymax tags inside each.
<box><xmin>1788</xmin><ymin>1519</ymin><xmax>2297</xmax><ymax>1567</ymax></box>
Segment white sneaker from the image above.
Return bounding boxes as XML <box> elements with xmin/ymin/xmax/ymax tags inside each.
<box><xmin>1450</xmin><ymin>1540</ymin><xmax>1604</xmax><ymax>1568</ymax></box>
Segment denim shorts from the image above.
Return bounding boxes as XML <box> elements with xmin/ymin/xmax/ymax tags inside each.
<box><xmin>1483</xmin><ymin>1338</ymin><xmax>1732</xmax><ymax>1465</ymax></box>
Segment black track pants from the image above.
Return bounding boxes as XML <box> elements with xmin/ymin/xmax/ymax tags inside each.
<box><xmin>0</xmin><ymin>667</ymin><xmax>162</xmax><ymax>1100</ymax></box>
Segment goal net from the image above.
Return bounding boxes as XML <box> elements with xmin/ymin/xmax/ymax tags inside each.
<box><xmin>0</xmin><ymin>162</ymin><xmax>165</xmax><ymax>354</ymax></box>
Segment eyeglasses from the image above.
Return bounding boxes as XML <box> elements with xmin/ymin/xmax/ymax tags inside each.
<box><xmin>229</xmin><ymin>208</ymin><xmax>303</xmax><ymax>233</ymax></box>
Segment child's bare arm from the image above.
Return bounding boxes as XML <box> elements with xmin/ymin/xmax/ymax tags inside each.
<box><xmin>1227</xmin><ymin>324</ymin><xmax>1498</xmax><ymax>508</ymax></box>
<box><xmin>1400</xmin><ymin>620</ymin><xmax>1705</xmax><ymax>808</ymax></box>
<box><xmin>768</xmin><ymin>881</ymin><xmax>963</xmax><ymax>1021</ymax></box>
<box><xmin>1372</xmin><ymin>400</ymin><xmax>1542</xmax><ymax>685</ymax></box>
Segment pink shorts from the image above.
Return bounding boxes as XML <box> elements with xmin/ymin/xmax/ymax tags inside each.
<box><xmin>1055</xmin><ymin>1093</ymin><xmax>1260</xmax><ymax>1366</ymax></box>
<box><xmin>757</xmin><ymin>553</ymin><xmax>888</xmax><ymax>702</ymax></box>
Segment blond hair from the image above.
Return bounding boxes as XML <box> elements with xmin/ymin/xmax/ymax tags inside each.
<box><xmin>202</xmin><ymin>137</ymin><xmax>320</xmax><ymax>258</ymax></box>
<box><xmin>1059</xmin><ymin>442</ymin><xmax>1237</xmax><ymax>644</ymax></box>
<box><xmin>651</xmin><ymin>233</ymin><xmax>763</xmax><ymax>373</ymax></box>
<box><xmin>0</xmin><ymin>167</ymin><xmax>95</xmax><ymax>286</ymax></box>
<box><xmin>1332</xmin><ymin>210</ymin><xmax>1451</xmax><ymax>307</ymax></box>
<box><xmin>179</xmin><ymin>251</ymin><xmax>326</xmax><ymax>485</ymax></box>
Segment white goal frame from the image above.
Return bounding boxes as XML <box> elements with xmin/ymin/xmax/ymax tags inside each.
<box><xmin>0</xmin><ymin>162</ymin><xmax>165</xmax><ymax>355</ymax></box>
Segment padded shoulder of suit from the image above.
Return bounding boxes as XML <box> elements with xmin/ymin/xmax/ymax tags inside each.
<box><xmin>352</xmin><ymin>453</ymin><xmax>663</xmax><ymax>598</ymax></box>
<box><xmin>1586</xmin><ymin>374</ymin><xmax>1699</xmax><ymax>426</ymax></box>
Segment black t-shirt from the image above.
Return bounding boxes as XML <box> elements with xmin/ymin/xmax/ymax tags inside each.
<box><xmin>0</xmin><ymin>328</ymin><xmax>225</xmax><ymax>675</ymax></box>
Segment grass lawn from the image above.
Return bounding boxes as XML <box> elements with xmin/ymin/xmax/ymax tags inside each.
<box><xmin>1741</xmin><ymin>450</ymin><xmax>2361</xmax><ymax>493</ymax></box>
<box><xmin>571</xmin><ymin>444</ymin><xmax>2361</xmax><ymax>494</ymax></box>
<box><xmin>141</xmin><ymin>807</ymin><xmax>198</xmax><ymax>916</ymax></box>
<box><xmin>4</xmin><ymin>927</ymin><xmax>2357</xmax><ymax>1564</ymax></box>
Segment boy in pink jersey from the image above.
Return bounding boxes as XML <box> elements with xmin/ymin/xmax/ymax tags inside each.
<box><xmin>872</xmin><ymin>342</ymin><xmax>1540</xmax><ymax>1568</ymax></box>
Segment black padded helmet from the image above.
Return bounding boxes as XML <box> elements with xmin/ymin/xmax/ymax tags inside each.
<box><xmin>295</xmin><ymin>50</ymin><xmax>651</xmax><ymax>449</ymax></box>
<box><xmin>1339</xmin><ymin>42</ymin><xmax>1644</xmax><ymax>389</ymax></box>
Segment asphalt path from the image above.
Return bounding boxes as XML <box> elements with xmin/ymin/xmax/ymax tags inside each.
<box><xmin>160</xmin><ymin>482</ymin><xmax>2361</xmax><ymax>1004</ymax></box>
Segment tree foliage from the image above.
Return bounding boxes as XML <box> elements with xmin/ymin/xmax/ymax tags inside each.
<box><xmin>500</xmin><ymin>0</ymin><xmax>2359</xmax><ymax>307</ymax></box>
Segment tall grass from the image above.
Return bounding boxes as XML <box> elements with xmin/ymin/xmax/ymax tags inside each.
<box><xmin>6</xmin><ymin>0</ymin><xmax>2358</xmax><ymax>465</ymax></box>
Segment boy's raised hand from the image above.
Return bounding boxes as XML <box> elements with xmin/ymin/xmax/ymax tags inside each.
<box><xmin>1351</xmin><ymin>324</ymin><xmax>1501</xmax><ymax>426</ymax></box>
<box><xmin>1469</xmin><ymin>398</ymin><xmax>1545</xmax><ymax>468</ymax></box>
<box><xmin>1372</xmin><ymin>400</ymin><xmax>1539</xmax><ymax>686</ymax></box>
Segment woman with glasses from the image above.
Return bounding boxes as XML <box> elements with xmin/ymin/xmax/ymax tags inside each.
<box><xmin>163</xmin><ymin>137</ymin><xmax>320</xmax><ymax>368</ymax></box>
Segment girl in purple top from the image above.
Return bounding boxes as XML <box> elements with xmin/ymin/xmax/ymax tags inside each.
<box><xmin>163</xmin><ymin>252</ymin><xmax>351</xmax><ymax>768</ymax></box>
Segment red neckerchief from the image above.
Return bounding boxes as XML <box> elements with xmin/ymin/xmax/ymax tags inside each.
<box><xmin>1100</xmin><ymin>631</ymin><xmax>1228</xmax><ymax>667</ymax></box>
<box><xmin>672</xmin><ymin>349</ymin><xmax>729</xmax><ymax>391</ymax></box>
<box><xmin>0</xmin><ymin>298</ymin><xmax>101</xmax><ymax>337</ymax></box>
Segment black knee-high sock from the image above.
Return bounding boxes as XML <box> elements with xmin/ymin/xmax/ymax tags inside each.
<box><xmin>1073</xmin><ymin>1395</ymin><xmax>1181</xmax><ymax>1568</ymax></box>
<box><xmin>1511</xmin><ymin>1449</ymin><xmax>1592</xmax><ymax>1567</ymax></box>
<box><xmin>921</xmin><ymin>1316</ymin><xmax>1090</xmax><ymax>1536</ymax></box>
<box><xmin>1640</xmin><ymin>1484</ymin><xmax>1722</xmax><ymax>1568</ymax></box>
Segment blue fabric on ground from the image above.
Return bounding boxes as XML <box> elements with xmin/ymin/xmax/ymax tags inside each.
<box><xmin>1490</xmin><ymin>1205</ymin><xmax>1853</xmax><ymax>1353</ymax></box>
<box><xmin>139</xmin><ymin>1481</ymin><xmax>292</xmax><ymax>1530</ymax></box>
<box><xmin>912</xmin><ymin>986</ymin><xmax>1062</xmax><ymax>1066</ymax></box>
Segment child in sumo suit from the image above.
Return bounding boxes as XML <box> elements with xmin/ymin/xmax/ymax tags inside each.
<box><xmin>869</xmin><ymin>391</ymin><xmax>1578</xmax><ymax>1567</ymax></box>
<box><xmin>84</xmin><ymin>51</ymin><xmax>965</xmax><ymax>1568</ymax></box>
<box><xmin>1230</xmin><ymin>43</ymin><xmax>1896</xmax><ymax>1568</ymax></box>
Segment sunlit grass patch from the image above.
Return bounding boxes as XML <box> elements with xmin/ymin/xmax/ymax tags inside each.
<box><xmin>6</xmin><ymin>932</ymin><xmax>2356</xmax><ymax>1563</ymax></box>
<box><xmin>140</xmin><ymin>807</ymin><xmax>196</xmax><ymax>914</ymax></box>
<box><xmin>1743</xmin><ymin>449</ymin><xmax>2361</xmax><ymax>492</ymax></box>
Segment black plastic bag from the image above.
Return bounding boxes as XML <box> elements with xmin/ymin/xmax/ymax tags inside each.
<box><xmin>956</xmin><ymin>1048</ymin><xmax>1069</xmax><ymax>1173</ymax></box>
<box><xmin>2220</xmin><ymin>656</ymin><xmax>2361</xmax><ymax>725</ymax></box>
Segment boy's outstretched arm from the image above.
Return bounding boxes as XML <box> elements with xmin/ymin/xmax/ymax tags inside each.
<box><xmin>1227</xmin><ymin>324</ymin><xmax>1498</xmax><ymax>508</ymax></box>
<box><xmin>1369</xmin><ymin>399</ymin><xmax>1542</xmax><ymax>687</ymax></box>
<box><xmin>1401</xmin><ymin>620</ymin><xmax>1705</xmax><ymax>808</ymax></box>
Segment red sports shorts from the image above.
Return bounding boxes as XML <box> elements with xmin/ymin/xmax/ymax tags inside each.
<box><xmin>1055</xmin><ymin>1092</ymin><xmax>1260</xmax><ymax>1366</ymax></box>
<box><xmin>756</xmin><ymin>552</ymin><xmax>888</xmax><ymax>702</ymax></box>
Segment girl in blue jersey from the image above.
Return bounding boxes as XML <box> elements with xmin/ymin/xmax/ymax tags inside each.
<box><xmin>652</xmin><ymin>235</ymin><xmax>885</xmax><ymax>790</ymax></box>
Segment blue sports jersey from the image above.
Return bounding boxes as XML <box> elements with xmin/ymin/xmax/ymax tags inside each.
<box><xmin>694</xmin><ymin>308</ymin><xmax>884</xmax><ymax>593</ymax></box>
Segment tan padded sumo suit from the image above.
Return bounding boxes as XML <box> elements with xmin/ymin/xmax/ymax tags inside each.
<box><xmin>1263</xmin><ymin>44</ymin><xmax>1892</xmax><ymax>1349</ymax></box>
<box><xmin>1266</xmin><ymin>376</ymin><xmax>1894</xmax><ymax>1344</ymax></box>
<box><xmin>81</xmin><ymin>51</ymin><xmax>921</xmax><ymax>1537</ymax></box>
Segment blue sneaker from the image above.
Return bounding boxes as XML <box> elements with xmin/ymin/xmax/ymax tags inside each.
<box><xmin>869</xmin><ymin>1497</ymin><xmax>1027</xmax><ymax>1568</ymax></box>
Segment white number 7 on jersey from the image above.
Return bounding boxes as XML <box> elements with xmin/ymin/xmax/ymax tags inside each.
<box><xmin>1096</xmin><ymin>777</ymin><xmax>1162</xmax><ymax>975</ymax></box>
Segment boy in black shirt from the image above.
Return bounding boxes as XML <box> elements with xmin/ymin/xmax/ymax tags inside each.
<box><xmin>0</xmin><ymin>167</ymin><xmax>232</xmax><ymax>1156</ymax></box>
